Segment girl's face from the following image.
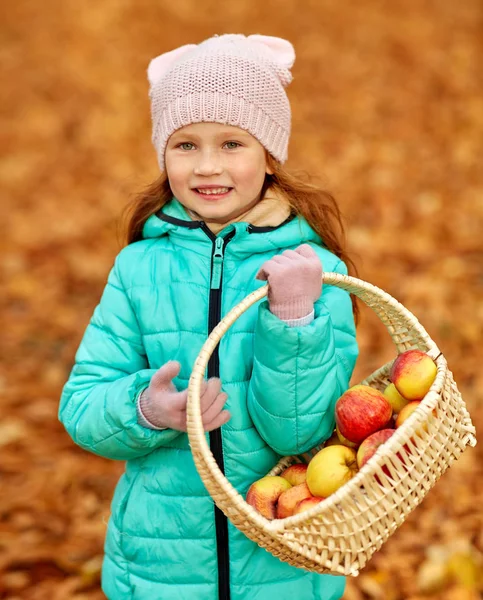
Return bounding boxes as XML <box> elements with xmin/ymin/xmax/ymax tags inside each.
<box><xmin>165</xmin><ymin>122</ymin><xmax>273</xmax><ymax>226</ymax></box>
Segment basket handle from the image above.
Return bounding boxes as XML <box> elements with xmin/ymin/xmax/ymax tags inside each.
<box><xmin>186</xmin><ymin>271</ymin><xmax>441</xmax><ymax>524</ymax></box>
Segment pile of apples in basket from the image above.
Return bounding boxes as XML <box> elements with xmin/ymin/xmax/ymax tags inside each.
<box><xmin>246</xmin><ymin>349</ymin><xmax>437</xmax><ymax>520</ymax></box>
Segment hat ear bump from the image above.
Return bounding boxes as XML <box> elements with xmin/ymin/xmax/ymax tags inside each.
<box><xmin>147</xmin><ymin>44</ymin><xmax>197</xmax><ymax>86</ymax></box>
<box><xmin>248</xmin><ymin>34</ymin><xmax>295</xmax><ymax>69</ymax></box>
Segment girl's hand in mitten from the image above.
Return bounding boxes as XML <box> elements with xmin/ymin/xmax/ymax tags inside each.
<box><xmin>139</xmin><ymin>361</ymin><xmax>230</xmax><ymax>432</ymax></box>
<box><xmin>255</xmin><ymin>244</ymin><xmax>323</xmax><ymax>320</ymax></box>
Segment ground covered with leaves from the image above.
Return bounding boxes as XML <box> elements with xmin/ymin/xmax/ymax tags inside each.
<box><xmin>1</xmin><ymin>0</ymin><xmax>482</xmax><ymax>598</ymax></box>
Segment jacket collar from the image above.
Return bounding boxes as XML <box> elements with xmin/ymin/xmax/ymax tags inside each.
<box><xmin>141</xmin><ymin>196</ymin><xmax>321</xmax><ymax>259</ymax></box>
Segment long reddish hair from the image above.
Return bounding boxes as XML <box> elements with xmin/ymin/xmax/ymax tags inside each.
<box><xmin>121</xmin><ymin>153</ymin><xmax>359</xmax><ymax>322</ymax></box>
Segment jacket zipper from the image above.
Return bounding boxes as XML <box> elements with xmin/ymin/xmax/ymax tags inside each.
<box><xmin>205</xmin><ymin>227</ymin><xmax>235</xmax><ymax>600</ymax></box>
<box><xmin>155</xmin><ymin>209</ymin><xmax>295</xmax><ymax>598</ymax></box>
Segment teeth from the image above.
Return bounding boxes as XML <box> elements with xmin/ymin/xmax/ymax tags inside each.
<box><xmin>196</xmin><ymin>188</ymin><xmax>230</xmax><ymax>195</ymax></box>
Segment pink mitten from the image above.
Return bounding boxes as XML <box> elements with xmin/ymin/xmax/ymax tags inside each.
<box><xmin>139</xmin><ymin>361</ymin><xmax>230</xmax><ymax>432</ymax></box>
<box><xmin>256</xmin><ymin>244</ymin><xmax>323</xmax><ymax>320</ymax></box>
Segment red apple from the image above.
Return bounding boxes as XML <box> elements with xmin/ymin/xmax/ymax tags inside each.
<box><xmin>335</xmin><ymin>385</ymin><xmax>393</xmax><ymax>445</ymax></box>
<box><xmin>276</xmin><ymin>483</ymin><xmax>313</xmax><ymax>519</ymax></box>
<box><xmin>293</xmin><ymin>496</ymin><xmax>325</xmax><ymax>515</ymax></box>
<box><xmin>246</xmin><ymin>476</ymin><xmax>292</xmax><ymax>520</ymax></box>
<box><xmin>306</xmin><ymin>445</ymin><xmax>358</xmax><ymax>497</ymax></box>
<box><xmin>357</xmin><ymin>429</ymin><xmax>396</xmax><ymax>469</ymax></box>
<box><xmin>357</xmin><ymin>428</ymin><xmax>408</xmax><ymax>482</ymax></box>
<box><xmin>390</xmin><ymin>349</ymin><xmax>437</xmax><ymax>401</ymax></box>
<box><xmin>336</xmin><ymin>424</ymin><xmax>359</xmax><ymax>449</ymax></box>
<box><xmin>280</xmin><ymin>463</ymin><xmax>308</xmax><ymax>486</ymax></box>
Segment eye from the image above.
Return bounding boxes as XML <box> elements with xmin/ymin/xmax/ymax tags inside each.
<box><xmin>224</xmin><ymin>141</ymin><xmax>241</xmax><ymax>149</ymax></box>
<box><xmin>178</xmin><ymin>142</ymin><xmax>195</xmax><ymax>151</ymax></box>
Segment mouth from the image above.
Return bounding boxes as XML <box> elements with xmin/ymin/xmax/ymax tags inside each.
<box><xmin>192</xmin><ymin>187</ymin><xmax>233</xmax><ymax>200</ymax></box>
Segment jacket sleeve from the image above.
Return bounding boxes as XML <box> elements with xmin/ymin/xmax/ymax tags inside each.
<box><xmin>59</xmin><ymin>253</ymin><xmax>182</xmax><ymax>461</ymax></box>
<box><xmin>247</xmin><ymin>259</ymin><xmax>358</xmax><ymax>456</ymax></box>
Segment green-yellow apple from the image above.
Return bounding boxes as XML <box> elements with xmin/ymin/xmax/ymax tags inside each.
<box><xmin>383</xmin><ymin>382</ymin><xmax>410</xmax><ymax>414</ymax></box>
<box><xmin>293</xmin><ymin>496</ymin><xmax>325</xmax><ymax>515</ymax></box>
<box><xmin>390</xmin><ymin>349</ymin><xmax>437</xmax><ymax>401</ymax></box>
<box><xmin>276</xmin><ymin>483</ymin><xmax>313</xmax><ymax>519</ymax></box>
<box><xmin>280</xmin><ymin>463</ymin><xmax>308</xmax><ymax>486</ymax></box>
<box><xmin>246</xmin><ymin>476</ymin><xmax>292</xmax><ymax>520</ymax></box>
<box><xmin>335</xmin><ymin>385</ymin><xmax>393</xmax><ymax>445</ymax></box>
<box><xmin>306</xmin><ymin>445</ymin><xmax>358</xmax><ymax>497</ymax></box>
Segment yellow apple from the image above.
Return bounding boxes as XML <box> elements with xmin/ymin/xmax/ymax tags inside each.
<box><xmin>306</xmin><ymin>445</ymin><xmax>358</xmax><ymax>497</ymax></box>
<box><xmin>395</xmin><ymin>400</ymin><xmax>423</xmax><ymax>429</ymax></box>
<box><xmin>395</xmin><ymin>400</ymin><xmax>437</xmax><ymax>439</ymax></box>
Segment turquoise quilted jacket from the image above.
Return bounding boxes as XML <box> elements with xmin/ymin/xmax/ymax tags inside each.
<box><xmin>59</xmin><ymin>198</ymin><xmax>359</xmax><ymax>600</ymax></box>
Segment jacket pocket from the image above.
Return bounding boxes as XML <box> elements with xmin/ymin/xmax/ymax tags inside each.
<box><xmin>111</xmin><ymin>470</ymin><xmax>141</xmax><ymax>536</ymax></box>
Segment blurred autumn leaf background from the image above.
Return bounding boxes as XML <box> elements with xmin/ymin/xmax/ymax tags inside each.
<box><xmin>1</xmin><ymin>0</ymin><xmax>482</xmax><ymax>598</ymax></box>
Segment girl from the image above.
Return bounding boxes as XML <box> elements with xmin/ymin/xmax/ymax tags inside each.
<box><xmin>59</xmin><ymin>33</ymin><xmax>359</xmax><ymax>600</ymax></box>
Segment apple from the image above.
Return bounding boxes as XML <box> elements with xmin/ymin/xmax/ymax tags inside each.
<box><xmin>293</xmin><ymin>496</ymin><xmax>325</xmax><ymax>515</ymax></box>
<box><xmin>246</xmin><ymin>476</ymin><xmax>292</xmax><ymax>520</ymax></box>
<box><xmin>383</xmin><ymin>382</ymin><xmax>410</xmax><ymax>414</ymax></box>
<box><xmin>357</xmin><ymin>429</ymin><xmax>396</xmax><ymax>470</ymax></box>
<box><xmin>394</xmin><ymin>400</ymin><xmax>440</xmax><ymax>458</ymax></box>
<box><xmin>356</xmin><ymin>428</ymin><xmax>408</xmax><ymax>483</ymax></box>
<box><xmin>395</xmin><ymin>400</ymin><xmax>434</xmax><ymax>441</ymax></box>
<box><xmin>280</xmin><ymin>463</ymin><xmax>308</xmax><ymax>486</ymax></box>
<box><xmin>276</xmin><ymin>483</ymin><xmax>313</xmax><ymax>519</ymax></box>
<box><xmin>335</xmin><ymin>385</ymin><xmax>393</xmax><ymax>445</ymax></box>
<box><xmin>390</xmin><ymin>349</ymin><xmax>437</xmax><ymax>401</ymax></box>
<box><xmin>336</xmin><ymin>425</ymin><xmax>359</xmax><ymax>449</ymax></box>
<box><xmin>395</xmin><ymin>401</ymin><xmax>422</xmax><ymax>428</ymax></box>
<box><xmin>306</xmin><ymin>445</ymin><xmax>358</xmax><ymax>497</ymax></box>
<box><xmin>396</xmin><ymin>399</ymin><xmax>438</xmax><ymax>430</ymax></box>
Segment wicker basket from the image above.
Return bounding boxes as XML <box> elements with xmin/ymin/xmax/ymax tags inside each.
<box><xmin>186</xmin><ymin>272</ymin><xmax>477</xmax><ymax>577</ymax></box>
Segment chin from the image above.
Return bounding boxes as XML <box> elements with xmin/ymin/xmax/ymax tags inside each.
<box><xmin>195</xmin><ymin>204</ymin><xmax>237</xmax><ymax>221</ymax></box>
<box><xmin>196</xmin><ymin>208</ymin><xmax>232</xmax><ymax>221</ymax></box>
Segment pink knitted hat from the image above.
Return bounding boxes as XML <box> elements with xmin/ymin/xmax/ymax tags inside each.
<box><xmin>147</xmin><ymin>33</ymin><xmax>295</xmax><ymax>171</ymax></box>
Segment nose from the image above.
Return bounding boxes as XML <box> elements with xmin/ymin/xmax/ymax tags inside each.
<box><xmin>193</xmin><ymin>150</ymin><xmax>223</xmax><ymax>176</ymax></box>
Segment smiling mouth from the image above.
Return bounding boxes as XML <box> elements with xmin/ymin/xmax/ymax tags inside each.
<box><xmin>192</xmin><ymin>187</ymin><xmax>233</xmax><ymax>198</ymax></box>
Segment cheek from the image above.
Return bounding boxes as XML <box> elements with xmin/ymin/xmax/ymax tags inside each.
<box><xmin>165</xmin><ymin>158</ymin><xmax>189</xmax><ymax>190</ymax></box>
<box><xmin>232</xmin><ymin>159</ymin><xmax>267</xmax><ymax>188</ymax></box>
